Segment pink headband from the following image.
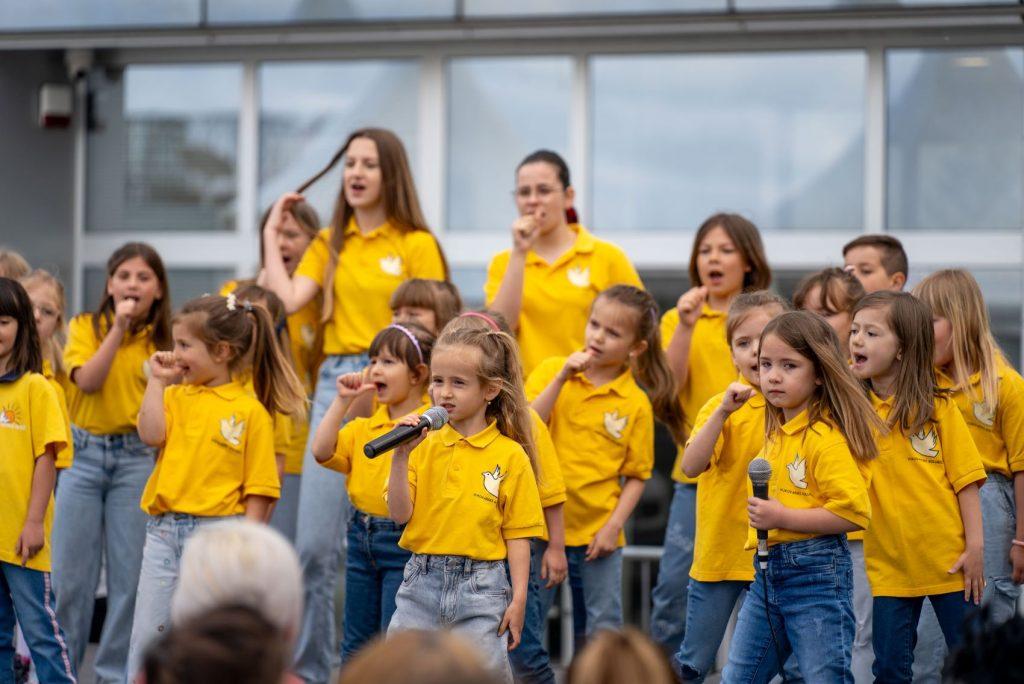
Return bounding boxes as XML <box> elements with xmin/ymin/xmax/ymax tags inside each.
<box><xmin>388</xmin><ymin>324</ymin><xmax>423</xmax><ymax>363</ymax></box>
<box><xmin>460</xmin><ymin>311</ymin><xmax>500</xmax><ymax>331</ymax></box>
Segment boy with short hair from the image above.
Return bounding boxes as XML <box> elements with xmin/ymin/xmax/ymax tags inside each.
<box><xmin>843</xmin><ymin>235</ymin><xmax>908</xmax><ymax>293</ymax></box>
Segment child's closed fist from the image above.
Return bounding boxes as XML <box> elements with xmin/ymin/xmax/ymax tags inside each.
<box><xmin>149</xmin><ymin>352</ymin><xmax>179</xmax><ymax>382</ymax></box>
<box><xmin>676</xmin><ymin>287</ymin><xmax>708</xmax><ymax>328</ymax></box>
<box><xmin>720</xmin><ymin>382</ymin><xmax>754</xmax><ymax>414</ymax></box>
<box><xmin>336</xmin><ymin>371</ymin><xmax>374</xmax><ymax>398</ymax></box>
<box><xmin>560</xmin><ymin>350</ymin><xmax>593</xmax><ymax>379</ymax></box>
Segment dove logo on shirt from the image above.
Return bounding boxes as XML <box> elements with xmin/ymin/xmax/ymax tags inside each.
<box><xmin>604</xmin><ymin>410</ymin><xmax>627</xmax><ymax>439</ymax></box>
<box><xmin>379</xmin><ymin>255</ymin><xmax>403</xmax><ymax>277</ymax></box>
<box><xmin>481</xmin><ymin>465</ymin><xmax>505</xmax><ymax>501</ymax></box>
<box><xmin>567</xmin><ymin>266</ymin><xmax>590</xmax><ymax>289</ymax></box>
<box><xmin>910</xmin><ymin>429</ymin><xmax>940</xmax><ymax>459</ymax></box>
<box><xmin>787</xmin><ymin>454</ymin><xmax>808</xmax><ymax>490</ymax></box>
<box><xmin>219</xmin><ymin>414</ymin><xmax>245</xmax><ymax>447</ymax></box>
<box><xmin>973</xmin><ymin>401</ymin><xmax>995</xmax><ymax>428</ymax></box>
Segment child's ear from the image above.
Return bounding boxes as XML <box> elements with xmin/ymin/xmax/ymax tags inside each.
<box><xmin>629</xmin><ymin>339</ymin><xmax>649</xmax><ymax>360</ymax></box>
<box><xmin>484</xmin><ymin>380</ymin><xmax>501</xmax><ymax>403</ymax></box>
<box><xmin>411</xmin><ymin>363</ymin><xmax>429</xmax><ymax>386</ymax></box>
<box><xmin>891</xmin><ymin>272</ymin><xmax>907</xmax><ymax>291</ymax></box>
<box><xmin>212</xmin><ymin>341</ymin><xmax>233</xmax><ymax>364</ymax></box>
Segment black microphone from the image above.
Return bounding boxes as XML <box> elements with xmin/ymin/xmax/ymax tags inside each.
<box><xmin>363</xmin><ymin>406</ymin><xmax>449</xmax><ymax>459</ymax></box>
<box><xmin>748</xmin><ymin>457</ymin><xmax>772</xmax><ymax>571</ymax></box>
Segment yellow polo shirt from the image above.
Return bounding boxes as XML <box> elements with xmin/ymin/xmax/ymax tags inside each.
<box><xmin>661</xmin><ymin>304</ymin><xmax>736</xmax><ymax>484</ymax></box>
<box><xmin>236</xmin><ymin>370</ymin><xmax>304</xmax><ymax>475</ymax></box>
<box><xmin>745</xmin><ymin>410</ymin><xmax>871</xmax><ymax>549</ymax></box>
<box><xmin>484</xmin><ymin>224</ymin><xmax>642</xmax><ymax>376</ymax></box>
<box><xmin>938</xmin><ymin>362</ymin><xmax>1024</xmax><ymax>477</ymax></box>
<box><xmin>322</xmin><ymin>400</ymin><xmax>432</xmax><ymax>518</ymax></box>
<box><xmin>295</xmin><ymin>220</ymin><xmax>446</xmax><ymax>355</ymax></box>
<box><xmin>526</xmin><ymin>358</ymin><xmax>654</xmax><ymax>547</ymax></box>
<box><xmin>394</xmin><ymin>422</ymin><xmax>544</xmax><ymax>560</ymax></box>
<box><xmin>140</xmin><ymin>382</ymin><xmax>279</xmax><ymax>516</ymax></box>
<box><xmin>65</xmin><ymin>314</ymin><xmax>155</xmax><ymax>434</ymax></box>
<box><xmin>863</xmin><ymin>393</ymin><xmax>986</xmax><ymax>597</ymax></box>
<box><xmin>0</xmin><ymin>372</ymin><xmax>66</xmax><ymax>572</ymax></box>
<box><xmin>689</xmin><ymin>382</ymin><xmax>764</xmax><ymax>582</ymax></box>
<box><xmin>42</xmin><ymin>359</ymin><xmax>73</xmax><ymax>470</ymax></box>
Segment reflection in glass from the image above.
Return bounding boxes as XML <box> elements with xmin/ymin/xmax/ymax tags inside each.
<box><xmin>464</xmin><ymin>0</ymin><xmax>722</xmax><ymax>16</ymax></box>
<box><xmin>591</xmin><ymin>52</ymin><xmax>865</xmax><ymax>231</ymax></box>
<box><xmin>209</xmin><ymin>0</ymin><xmax>453</xmax><ymax>23</ymax></box>
<box><xmin>737</xmin><ymin>0</ymin><xmax>1013</xmax><ymax>8</ymax></box>
<box><xmin>447</xmin><ymin>57</ymin><xmax>572</xmax><ymax>233</ymax></box>
<box><xmin>87</xmin><ymin>65</ymin><xmax>242</xmax><ymax>233</ymax></box>
<box><xmin>887</xmin><ymin>48</ymin><xmax>1024</xmax><ymax>231</ymax></box>
<box><xmin>0</xmin><ymin>0</ymin><xmax>198</xmax><ymax>31</ymax></box>
<box><xmin>259</xmin><ymin>61</ymin><xmax>420</xmax><ymax>226</ymax></box>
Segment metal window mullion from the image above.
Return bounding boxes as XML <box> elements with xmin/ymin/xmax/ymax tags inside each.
<box><xmin>569</xmin><ymin>53</ymin><xmax>589</xmax><ymax>225</ymax></box>
<box><xmin>864</xmin><ymin>46</ymin><xmax>886</xmax><ymax>234</ymax></box>
<box><xmin>419</xmin><ymin>55</ymin><xmax>446</xmax><ymax>233</ymax></box>
<box><xmin>236</xmin><ymin>60</ymin><xmax>260</xmax><ymax>277</ymax></box>
<box><xmin>71</xmin><ymin>74</ymin><xmax>89</xmax><ymax>313</ymax></box>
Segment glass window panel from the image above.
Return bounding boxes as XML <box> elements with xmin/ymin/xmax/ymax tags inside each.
<box><xmin>591</xmin><ymin>52</ymin><xmax>865</xmax><ymax>232</ymax></box>
<box><xmin>464</xmin><ymin>0</ymin><xmax>723</xmax><ymax>17</ymax></box>
<box><xmin>451</xmin><ymin>267</ymin><xmax>487</xmax><ymax>309</ymax></box>
<box><xmin>737</xmin><ymin>0</ymin><xmax>1013</xmax><ymax>8</ymax></box>
<box><xmin>887</xmin><ymin>48</ymin><xmax>1024</xmax><ymax>231</ymax></box>
<box><xmin>0</xmin><ymin>1</ymin><xmax>199</xmax><ymax>31</ymax></box>
<box><xmin>447</xmin><ymin>57</ymin><xmax>572</xmax><ymax>233</ymax></box>
<box><xmin>87</xmin><ymin>64</ymin><xmax>242</xmax><ymax>233</ymax></box>
<box><xmin>259</xmin><ymin>60</ymin><xmax>420</xmax><ymax>227</ymax></box>
<box><xmin>208</xmin><ymin>0</ymin><xmax>453</xmax><ymax>24</ymax></box>
<box><xmin>82</xmin><ymin>267</ymin><xmax>235</xmax><ymax>316</ymax></box>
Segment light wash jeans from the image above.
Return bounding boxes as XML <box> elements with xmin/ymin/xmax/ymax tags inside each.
<box><xmin>651</xmin><ymin>482</ymin><xmax>696</xmax><ymax>653</ymax></box>
<box><xmin>535</xmin><ymin>543</ymin><xmax>623</xmax><ymax>645</ymax></box>
<box><xmin>125</xmin><ymin>513</ymin><xmax>236</xmax><ymax>682</ymax></box>
<box><xmin>848</xmin><ymin>540</ymin><xmax>874</xmax><ymax>684</ymax></box>
<box><xmin>0</xmin><ymin>562</ymin><xmax>76</xmax><ymax>684</ymax></box>
<box><xmin>269</xmin><ymin>473</ymin><xmax>302</xmax><ymax>543</ymax></box>
<box><xmin>674</xmin><ymin>579</ymin><xmax>747</xmax><ymax>682</ymax></box>
<box><xmin>388</xmin><ymin>554</ymin><xmax>513</xmax><ymax>684</ymax></box>
<box><xmin>723</xmin><ymin>535</ymin><xmax>855</xmax><ymax>684</ymax></box>
<box><xmin>292</xmin><ymin>354</ymin><xmax>365</xmax><ymax>684</ymax></box>
<box><xmin>980</xmin><ymin>473</ymin><xmax>1020</xmax><ymax>623</ymax></box>
<box><xmin>911</xmin><ymin>602</ymin><xmax>946</xmax><ymax>684</ymax></box>
<box><xmin>51</xmin><ymin>428</ymin><xmax>154</xmax><ymax>684</ymax></box>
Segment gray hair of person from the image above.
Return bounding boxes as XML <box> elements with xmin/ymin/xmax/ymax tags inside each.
<box><xmin>170</xmin><ymin>521</ymin><xmax>302</xmax><ymax>642</ymax></box>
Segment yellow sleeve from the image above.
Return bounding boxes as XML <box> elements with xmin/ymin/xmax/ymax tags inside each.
<box><xmin>937</xmin><ymin>399</ymin><xmax>988</xmax><ymax>491</ymax></box>
<box><xmin>159</xmin><ymin>385</ymin><xmax>176</xmax><ymax>451</ymax></box>
<box><xmin>685</xmin><ymin>392</ymin><xmax>726</xmax><ymax>468</ymax></box>
<box><xmin>500</xmin><ymin>452</ymin><xmax>545</xmax><ymax>540</ymax></box>
<box><xmin>242</xmin><ymin>407</ymin><xmax>281</xmax><ymax>500</ymax></box>
<box><xmin>64</xmin><ymin>314</ymin><xmax>98</xmax><ymax>372</ymax></box>
<box><xmin>814</xmin><ymin>440</ymin><xmax>871</xmax><ymax>530</ymax></box>
<box><xmin>294</xmin><ymin>229</ymin><xmax>330</xmax><ymax>287</ymax></box>
<box><xmin>999</xmin><ymin>370</ymin><xmax>1024</xmax><ymax>473</ymax></box>
<box><xmin>321</xmin><ymin>418</ymin><xmax>360</xmax><ymax>475</ymax></box>
<box><xmin>620</xmin><ymin>399</ymin><xmax>654</xmax><ymax>480</ymax></box>
<box><xmin>273</xmin><ymin>412</ymin><xmax>292</xmax><ymax>455</ymax></box>
<box><xmin>29</xmin><ymin>375</ymin><xmax>67</xmax><ymax>458</ymax></box>
<box><xmin>525</xmin><ymin>357</ymin><xmax>565</xmax><ymax>403</ymax></box>
<box><xmin>531</xmin><ymin>411</ymin><xmax>566</xmax><ymax>508</ymax></box>
<box><xmin>605</xmin><ymin>243</ymin><xmax>643</xmax><ymax>289</ymax></box>
<box><xmin>48</xmin><ymin>377</ymin><xmax>74</xmax><ymax>469</ymax></box>
<box><xmin>659</xmin><ymin>309</ymin><xmax>679</xmax><ymax>353</ymax></box>
<box><xmin>483</xmin><ymin>251</ymin><xmax>510</xmax><ymax>306</ymax></box>
<box><xmin>406</xmin><ymin>231</ymin><xmax>446</xmax><ymax>280</ymax></box>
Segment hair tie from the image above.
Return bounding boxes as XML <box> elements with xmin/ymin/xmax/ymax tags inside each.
<box><xmin>226</xmin><ymin>292</ymin><xmax>237</xmax><ymax>311</ymax></box>
<box><xmin>459</xmin><ymin>311</ymin><xmax>500</xmax><ymax>332</ymax></box>
<box><xmin>388</xmin><ymin>324</ymin><xmax>423</xmax><ymax>364</ymax></box>
<box><xmin>243</xmin><ymin>300</ymin><xmax>253</xmax><ymax>313</ymax></box>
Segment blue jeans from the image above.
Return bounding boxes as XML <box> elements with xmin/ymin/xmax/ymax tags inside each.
<box><xmin>125</xmin><ymin>513</ymin><xmax>236</xmax><ymax>682</ymax></box>
<box><xmin>849</xmin><ymin>540</ymin><xmax>874</xmax><ymax>684</ymax></box>
<box><xmin>51</xmin><ymin>428</ymin><xmax>154</xmax><ymax>684</ymax></box>
<box><xmin>340</xmin><ymin>510</ymin><xmax>410</xmax><ymax>664</ymax></box>
<box><xmin>388</xmin><ymin>554</ymin><xmax>513</xmax><ymax>683</ymax></box>
<box><xmin>872</xmin><ymin>592</ymin><xmax>968</xmax><ymax>684</ymax></box>
<box><xmin>674</xmin><ymin>579</ymin><xmax>747</xmax><ymax>682</ymax></box>
<box><xmin>980</xmin><ymin>473</ymin><xmax>1020</xmax><ymax>624</ymax></box>
<box><xmin>508</xmin><ymin>540</ymin><xmax>555</xmax><ymax>684</ymax></box>
<box><xmin>269</xmin><ymin>473</ymin><xmax>301</xmax><ymax>543</ymax></box>
<box><xmin>910</xmin><ymin>602</ymin><xmax>946</xmax><ymax>683</ymax></box>
<box><xmin>0</xmin><ymin>563</ymin><xmax>76</xmax><ymax>684</ymax></box>
<box><xmin>723</xmin><ymin>535</ymin><xmax>855</xmax><ymax>684</ymax></box>
<box><xmin>536</xmin><ymin>544</ymin><xmax>623</xmax><ymax>646</ymax></box>
<box><xmin>651</xmin><ymin>482</ymin><xmax>696</xmax><ymax>653</ymax></box>
<box><xmin>292</xmin><ymin>354</ymin><xmax>365</xmax><ymax>684</ymax></box>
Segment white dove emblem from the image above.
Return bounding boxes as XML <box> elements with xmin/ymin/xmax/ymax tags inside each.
<box><xmin>379</xmin><ymin>255</ymin><xmax>403</xmax><ymax>277</ymax></box>
<box><xmin>604</xmin><ymin>410</ymin><xmax>627</xmax><ymax>439</ymax></box>
<box><xmin>973</xmin><ymin>402</ymin><xmax>995</xmax><ymax>428</ymax></box>
<box><xmin>787</xmin><ymin>454</ymin><xmax>807</xmax><ymax>489</ymax></box>
<box><xmin>567</xmin><ymin>266</ymin><xmax>590</xmax><ymax>288</ymax></box>
<box><xmin>220</xmin><ymin>415</ymin><xmax>245</xmax><ymax>447</ymax></box>
<box><xmin>300</xmin><ymin>324</ymin><xmax>316</xmax><ymax>350</ymax></box>
<box><xmin>482</xmin><ymin>465</ymin><xmax>505</xmax><ymax>498</ymax></box>
<box><xmin>910</xmin><ymin>429</ymin><xmax>940</xmax><ymax>458</ymax></box>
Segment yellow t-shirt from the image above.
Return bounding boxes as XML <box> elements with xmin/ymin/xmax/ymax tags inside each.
<box><xmin>688</xmin><ymin>382</ymin><xmax>764</xmax><ymax>583</ymax></box>
<box><xmin>42</xmin><ymin>359</ymin><xmax>73</xmax><ymax>470</ymax></box>
<box><xmin>938</xmin><ymin>362</ymin><xmax>1024</xmax><ymax>477</ymax></box>
<box><xmin>64</xmin><ymin>314</ymin><xmax>155</xmax><ymax>434</ymax></box>
<box><xmin>484</xmin><ymin>225</ymin><xmax>642</xmax><ymax>376</ymax></box>
<box><xmin>393</xmin><ymin>422</ymin><xmax>544</xmax><ymax>560</ymax></box>
<box><xmin>0</xmin><ymin>372</ymin><xmax>66</xmax><ymax>572</ymax></box>
<box><xmin>237</xmin><ymin>370</ymin><xmax>304</xmax><ymax>475</ymax></box>
<box><xmin>745</xmin><ymin>410</ymin><xmax>871</xmax><ymax>549</ymax></box>
<box><xmin>661</xmin><ymin>305</ymin><xmax>736</xmax><ymax>484</ymax></box>
<box><xmin>863</xmin><ymin>394</ymin><xmax>986</xmax><ymax>597</ymax></box>
<box><xmin>140</xmin><ymin>382</ymin><xmax>280</xmax><ymax>516</ymax></box>
<box><xmin>526</xmin><ymin>358</ymin><xmax>654</xmax><ymax>547</ymax></box>
<box><xmin>295</xmin><ymin>221</ymin><xmax>446</xmax><ymax>355</ymax></box>
<box><xmin>322</xmin><ymin>400</ymin><xmax>432</xmax><ymax>518</ymax></box>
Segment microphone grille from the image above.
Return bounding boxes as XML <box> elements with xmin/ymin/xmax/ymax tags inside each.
<box><xmin>747</xmin><ymin>457</ymin><xmax>772</xmax><ymax>485</ymax></box>
<box><xmin>424</xmin><ymin>406</ymin><xmax>449</xmax><ymax>430</ymax></box>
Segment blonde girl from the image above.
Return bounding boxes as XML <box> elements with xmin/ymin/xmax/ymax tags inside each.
<box><xmin>654</xmin><ymin>213</ymin><xmax>771</xmax><ymax>653</ymax></box>
<box><xmin>915</xmin><ymin>270</ymin><xmax>1024</xmax><ymax>624</ymax></box>
<box><xmin>672</xmin><ymin>291</ymin><xmax>789</xmax><ymax>682</ymax></box>
<box><xmin>310</xmin><ymin>322</ymin><xmax>434</xmax><ymax>662</ymax></box>
<box><xmin>52</xmin><ymin>242</ymin><xmax>171</xmax><ymax>683</ymax></box>
<box><xmin>386</xmin><ymin>325</ymin><xmax>544</xmax><ymax>682</ymax></box>
<box><xmin>528</xmin><ymin>284</ymin><xmax>684</xmax><ymax>641</ymax></box>
<box><xmin>849</xmin><ymin>291</ymin><xmax>985</xmax><ymax>682</ymax></box>
<box><xmin>126</xmin><ymin>293</ymin><xmax>305</xmax><ymax>679</ymax></box>
<box><xmin>722</xmin><ymin>311</ymin><xmax>879</xmax><ymax>683</ymax></box>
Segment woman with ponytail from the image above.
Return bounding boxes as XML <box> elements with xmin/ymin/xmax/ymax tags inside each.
<box><xmin>261</xmin><ymin>128</ymin><xmax>448</xmax><ymax>682</ymax></box>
